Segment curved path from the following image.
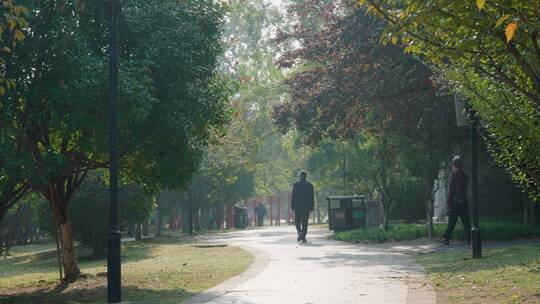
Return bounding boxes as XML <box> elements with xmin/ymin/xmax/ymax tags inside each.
<box><xmin>183</xmin><ymin>226</ymin><xmax>435</xmax><ymax>304</ymax></box>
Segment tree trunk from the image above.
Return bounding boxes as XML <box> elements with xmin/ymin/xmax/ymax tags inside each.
<box><xmin>175</xmin><ymin>213</ymin><xmax>181</xmax><ymax>230</ymax></box>
<box><xmin>316</xmin><ymin>197</ymin><xmax>321</xmax><ymax>224</ymax></box>
<box><xmin>193</xmin><ymin>207</ymin><xmax>201</xmax><ymax>231</ymax></box>
<box><xmin>142</xmin><ymin>220</ymin><xmax>149</xmax><ymax>237</ymax></box>
<box><xmin>180</xmin><ymin>209</ymin><xmax>189</xmax><ymax>233</ymax></box>
<box><xmin>213</xmin><ymin>207</ymin><xmax>220</xmax><ymax>229</ymax></box>
<box><xmin>156</xmin><ymin>208</ymin><xmax>162</xmax><ymax>237</ymax></box>
<box><xmin>44</xmin><ymin>184</ymin><xmax>80</xmax><ymax>279</ymax></box>
<box><xmin>225</xmin><ymin>202</ymin><xmax>234</xmax><ymax>229</ymax></box>
<box><xmin>58</xmin><ymin>221</ymin><xmax>80</xmax><ymax>278</ymax></box>
<box><xmin>426</xmin><ymin>198</ymin><xmax>434</xmax><ymax>239</ymax></box>
<box><xmin>531</xmin><ymin>204</ymin><xmax>536</xmax><ymax>226</ymax></box>
<box><xmin>523</xmin><ymin>195</ymin><xmax>538</xmax><ymax>227</ymax></box>
<box><xmin>523</xmin><ymin>199</ymin><xmax>529</xmax><ymax>226</ymax></box>
<box><xmin>382</xmin><ymin>201</ymin><xmax>390</xmax><ymax>231</ymax></box>
<box><xmin>187</xmin><ymin>207</ymin><xmax>194</xmax><ymax>234</ymax></box>
<box><xmin>269</xmin><ymin>199</ymin><xmax>273</xmax><ymax>226</ymax></box>
<box><xmin>135</xmin><ymin>223</ymin><xmax>142</xmax><ymax>241</ymax></box>
<box><xmin>533</xmin><ymin>203</ymin><xmax>539</xmax><ymax>226</ymax></box>
<box><xmin>217</xmin><ymin>205</ymin><xmax>225</xmax><ymax>229</ymax></box>
<box><xmin>127</xmin><ymin>223</ymin><xmax>135</xmax><ymax>237</ymax></box>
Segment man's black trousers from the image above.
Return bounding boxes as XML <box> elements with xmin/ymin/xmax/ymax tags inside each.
<box><xmin>295</xmin><ymin>209</ymin><xmax>310</xmax><ymax>239</ymax></box>
<box><xmin>443</xmin><ymin>205</ymin><xmax>471</xmax><ymax>243</ymax></box>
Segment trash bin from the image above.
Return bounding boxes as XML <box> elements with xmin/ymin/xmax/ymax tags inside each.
<box><xmin>331</xmin><ymin>208</ymin><xmax>348</xmax><ymax>230</ymax></box>
<box><xmin>327</xmin><ymin>196</ymin><xmax>367</xmax><ymax>231</ymax></box>
<box><xmin>351</xmin><ymin>208</ymin><xmax>366</xmax><ymax>228</ymax></box>
<box><xmin>234</xmin><ymin>207</ymin><xmax>248</xmax><ymax>229</ymax></box>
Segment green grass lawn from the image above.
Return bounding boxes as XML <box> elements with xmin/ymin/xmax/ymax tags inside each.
<box><xmin>0</xmin><ymin>235</ymin><xmax>253</xmax><ymax>304</ymax></box>
<box><xmin>330</xmin><ymin>218</ymin><xmax>540</xmax><ymax>243</ymax></box>
<box><xmin>416</xmin><ymin>244</ymin><xmax>540</xmax><ymax>304</ymax></box>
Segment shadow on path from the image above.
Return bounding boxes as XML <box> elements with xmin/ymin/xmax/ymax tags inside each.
<box><xmin>186</xmin><ymin>226</ymin><xmax>436</xmax><ymax>304</ymax></box>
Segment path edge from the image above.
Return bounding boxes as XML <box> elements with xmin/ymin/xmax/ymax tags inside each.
<box><xmin>181</xmin><ymin>245</ymin><xmax>270</xmax><ymax>304</ymax></box>
<box><xmin>405</xmin><ymin>257</ymin><xmax>437</xmax><ymax>304</ymax></box>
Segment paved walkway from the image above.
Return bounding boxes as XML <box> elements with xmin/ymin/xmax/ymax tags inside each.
<box><xmin>183</xmin><ymin>226</ymin><xmax>435</xmax><ymax>304</ymax></box>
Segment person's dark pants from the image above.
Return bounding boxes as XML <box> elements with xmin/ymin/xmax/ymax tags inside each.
<box><xmin>294</xmin><ymin>209</ymin><xmax>310</xmax><ymax>239</ymax></box>
<box><xmin>257</xmin><ymin>216</ymin><xmax>264</xmax><ymax>226</ymax></box>
<box><xmin>443</xmin><ymin>205</ymin><xmax>472</xmax><ymax>243</ymax></box>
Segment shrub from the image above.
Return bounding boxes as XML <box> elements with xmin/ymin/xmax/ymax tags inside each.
<box><xmin>331</xmin><ymin>218</ymin><xmax>540</xmax><ymax>243</ymax></box>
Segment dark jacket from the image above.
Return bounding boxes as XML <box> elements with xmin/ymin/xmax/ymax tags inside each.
<box><xmin>291</xmin><ymin>180</ymin><xmax>314</xmax><ymax>211</ymax></box>
<box><xmin>447</xmin><ymin>170</ymin><xmax>468</xmax><ymax>209</ymax></box>
<box><xmin>255</xmin><ymin>204</ymin><xmax>267</xmax><ymax>217</ymax></box>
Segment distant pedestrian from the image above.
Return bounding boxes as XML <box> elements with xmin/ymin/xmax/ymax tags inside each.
<box><xmin>442</xmin><ymin>158</ymin><xmax>472</xmax><ymax>245</ymax></box>
<box><xmin>255</xmin><ymin>203</ymin><xmax>267</xmax><ymax>226</ymax></box>
<box><xmin>291</xmin><ymin>170</ymin><xmax>314</xmax><ymax>242</ymax></box>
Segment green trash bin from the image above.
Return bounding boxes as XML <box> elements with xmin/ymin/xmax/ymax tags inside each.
<box><xmin>234</xmin><ymin>207</ymin><xmax>248</xmax><ymax>229</ymax></box>
<box><xmin>327</xmin><ymin>195</ymin><xmax>367</xmax><ymax>230</ymax></box>
<box><xmin>352</xmin><ymin>208</ymin><xmax>366</xmax><ymax>229</ymax></box>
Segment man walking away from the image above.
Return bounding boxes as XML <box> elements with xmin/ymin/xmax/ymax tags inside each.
<box><xmin>291</xmin><ymin>171</ymin><xmax>314</xmax><ymax>242</ymax></box>
<box><xmin>255</xmin><ymin>203</ymin><xmax>267</xmax><ymax>227</ymax></box>
<box><xmin>442</xmin><ymin>158</ymin><xmax>472</xmax><ymax>245</ymax></box>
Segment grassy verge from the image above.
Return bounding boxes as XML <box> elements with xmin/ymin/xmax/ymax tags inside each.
<box><xmin>0</xmin><ymin>235</ymin><xmax>253</xmax><ymax>304</ymax></box>
<box><xmin>330</xmin><ymin>219</ymin><xmax>540</xmax><ymax>243</ymax></box>
<box><xmin>415</xmin><ymin>244</ymin><xmax>540</xmax><ymax>304</ymax></box>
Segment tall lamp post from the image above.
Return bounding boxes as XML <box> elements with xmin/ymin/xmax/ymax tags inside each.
<box><xmin>106</xmin><ymin>0</ymin><xmax>121</xmax><ymax>302</ymax></box>
<box><xmin>454</xmin><ymin>94</ymin><xmax>482</xmax><ymax>259</ymax></box>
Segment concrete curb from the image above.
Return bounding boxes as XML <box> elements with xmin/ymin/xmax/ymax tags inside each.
<box><xmin>181</xmin><ymin>245</ymin><xmax>270</xmax><ymax>304</ymax></box>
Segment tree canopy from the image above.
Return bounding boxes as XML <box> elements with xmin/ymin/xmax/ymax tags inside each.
<box><xmin>0</xmin><ymin>0</ymin><xmax>230</xmax><ymax>278</ymax></box>
<box><xmin>273</xmin><ymin>0</ymin><xmax>461</xmax><ymax>229</ymax></box>
<box><xmin>361</xmin><ymin>0</ymin><xmax>540</xmax><ymax>201</ymax></box>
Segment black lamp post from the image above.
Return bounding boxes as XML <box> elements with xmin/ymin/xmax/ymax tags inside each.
<box><xmin>454</xmin><ymin>94</ymin><xmax>482</xmax><ymax>259</ymax></box>
<box><xmin>469</xmin><ymin>110</ymin><xmax>482</xmax><ymax>259</ymax></box>
<box><xmin>106</xmin><ymin>0</ymin><xmax>121</xmax><ymax>302</ymax></box>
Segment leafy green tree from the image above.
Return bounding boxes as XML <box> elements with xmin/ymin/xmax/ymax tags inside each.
<box><xmin>37</xmin><ymin>173</ymin><xmax>153</xmax><ymax>257</ymax></box>
<box><xmin>221</xmin><ymin>0</ymin><xmax>296</xmax><ymax>199</ymax></box>
<box><xmin>0</xmin><ymin>0</ymin><xmax>229</xmax><ymax>278</ymax></box>
<box><xmin>274</xmin><ymin>0</ymin><xmax>459</xmax><ymax>229</ymax></box>
<box><xmin>1</xmin><ymin>1</ymin><xmax>109</xmax><ymax>276</ymax></box>
<box><xmin>120</xmin><ymin>0</ymin><xmax>231</xmax><ymax>190</ymax></box>
<box><xmin>197</xmin><ymin>134</ymin><xmax>256</xmax><ymax>229</ymax></box>
<box><xmin>362</xmin><ymin>0</ymin><xmax>540</xmax><ymax>201</ymax></box>
<box><xmin>0</xmin><ymin>1</ymin><xmax>29</xmax><ymax>224</ymax></box>
<box><xmin>155</xmin><ymin>190</ymin><xmax>183</xmax><ymax>235</ymax></box>
<box><xmin>0</xmin><ymin>1</ymin><xmax>27</xmax><ymax>96</ymax></box>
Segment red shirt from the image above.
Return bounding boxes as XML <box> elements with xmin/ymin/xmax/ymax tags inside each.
<box><xmin>447</xmin><ymin>170</ymin><xmax>468</xmax><ymax>209</ymax></box>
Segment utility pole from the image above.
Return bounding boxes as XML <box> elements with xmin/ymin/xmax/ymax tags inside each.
<box><xmin>106</xmin><ymin>0</ymin><xmax>121</xmax><ymax>302</ymax></box>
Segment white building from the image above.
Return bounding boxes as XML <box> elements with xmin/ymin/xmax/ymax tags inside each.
<box><xmin>433</xmin><ymin>168</ymin><xmax>450</xmax><ymax>223</ymax></box>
